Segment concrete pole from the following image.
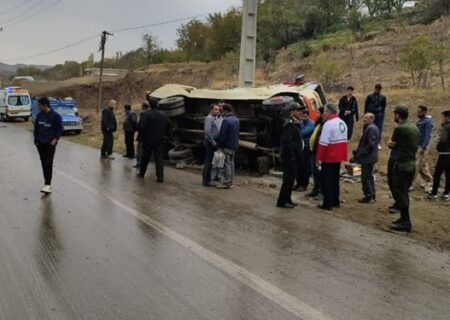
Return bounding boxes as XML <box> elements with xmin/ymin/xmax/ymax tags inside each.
<box><xmin>238</xmin><ymin>0</ymin><xmax>258</xmax><ymax>87</ymax></box>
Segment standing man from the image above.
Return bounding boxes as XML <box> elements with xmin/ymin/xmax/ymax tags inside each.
<box><xmin>365</xmin><ymin>84</ymin><xmax>387</xmax><ymax>148</ymax></box>
<box><xmin>316</xmin><ymin>103</ymin><xmax>348</xmax><ymax>211</ymax></box>
<box><xmin>123</xmin><ymin>104</ymin><xmax>137</xmax><ymax>159</ymax></box>
<box><xmin>34</xmin><ymin>97</ymin><xmax>63</xmax><ymax>194</ymax></box>
<box><xmin>138</xmin><ymin>103</ymin><xmax>170</xmax><ymax>183</ymax></box>
<box><xmin>415</xmin><ymin>105</ymin><xmax>434</xmax><ymax>191</ymax></box>
<box><xmin>295</xmin><ymin>108</ymin><xmax>315</xmax><ymax>191</ymax></box>
<box><xmin>427</xmin><ymin>110</ymin><xmax>450</xmax><ymax>201</ymax></box>
<box><xmin>100</xmin><ymin>99</ymin><xmax>117</xmax><ymax>160</ymax></box>
<box><xmin>217</xmin><ymin>104</ymin><xmax>240</xmax><ymax>189</ymax></box>
<box><xmin>277</xmin><ymin>102</ymin><xmax>303</xmax><ymax>208</ymax></box>
<box><xmin>134</xmin><ymin>101</ymin><xmax>150</xmax><ymax>169</ymax></box>
<box><xmin>338</xmin><ymin>86</ymin><xmax>359</xmax><ymax>140</ymax></box>
<box><xmin>203</xmin><ymin>104</ymin><xmax>223</xmax><ymax>187</ymax></box>
<box><xmin>354</xmin><ymin>113</ymin><xmax>380</xmax><ymax>203</ymax></box>
<box><xmin>307</xmin><ymin>107</ymin><xmax>325</xmax><ymax>199</ymax></box>
<box><xmin>388</xmin><ymin>105</ymin><xmax>420</xmax><ymax>232</ymax></box>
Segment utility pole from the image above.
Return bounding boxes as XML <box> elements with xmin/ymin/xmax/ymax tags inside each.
<box><xmin>97</xmin><ymin>30</ymin><xmax>113</xmax><ymax>113</ymax></box>
<box><xmin>238</xmin><ymin>0</ymin><xmax>258</xmax><ymax>87</ymax></box>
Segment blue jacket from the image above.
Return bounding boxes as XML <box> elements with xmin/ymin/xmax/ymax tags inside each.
<box><xmin>416</xmin><ymin>116</ymin><xmax>434</xmax><ymax>149</ymax></box>
<box><xmin>299</xmin><ymin>119</ymin><xmax>315</xmax><ymax>148</ymax></box>
<box><xmin>218</xmin><ymin>114</ymin><xmax>240</xmax><ymax>150</ymax></box>
<box><xmin>34</xmin><ymin>109</ymin><xmax>63</xmax><ymax>145</ymax></box>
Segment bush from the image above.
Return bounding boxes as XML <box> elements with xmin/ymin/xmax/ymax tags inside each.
<box><xmin>314</xmin><ymin>52</ymin><xmax>342</xmax><ymax>87</ymax></box>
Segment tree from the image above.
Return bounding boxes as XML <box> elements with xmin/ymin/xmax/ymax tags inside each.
<box><xmin>204</xmin><ymin>8</ymin><xmax>241</xmax><ymax>60</ymax></box>
<box><xmin>176</xmin><ymin>19</ymin><xmax>209</xmax><ymax>61</ymax></box>
<box><xmin>142</xmin><ymin>33</ymin><xmax>160</xmax><ymax>64</ymax></box>
<box><xmin>399</xmin><ymin>34</ymin><xmax>434</xmax><ymax>87</ymax></box>
<box><xmin>314</xmin><ymin>52</ymin><xmax>342</xmax><ymax>88</ymax></box>
<box><xmin>432</xmin><ymin>41</ymin><xmax>449</xmax><ymax>90</ymax></box>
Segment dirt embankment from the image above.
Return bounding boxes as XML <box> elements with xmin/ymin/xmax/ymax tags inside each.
<box><xmin>29</xmin><ymin>18</ymin><xmax>450</xmax><ymax>249</ymax></box>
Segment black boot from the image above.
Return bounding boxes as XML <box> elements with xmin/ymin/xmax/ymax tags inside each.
<box><xmin>390</xmin><ymin>207</ymin><xmax>412</xmax><ymax>232</ymax></box>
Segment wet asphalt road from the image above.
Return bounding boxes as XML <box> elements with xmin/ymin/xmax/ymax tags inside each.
<box><xmin>0</xmin><ymin>124</ymin><xmax>449</xmax><ymax>320</ymax></box>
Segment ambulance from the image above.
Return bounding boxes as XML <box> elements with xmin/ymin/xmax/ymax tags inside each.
<box><xmin>0</xmin><ymin>87</ymin><xmax>32</xmax><ymax>122</ymax></box>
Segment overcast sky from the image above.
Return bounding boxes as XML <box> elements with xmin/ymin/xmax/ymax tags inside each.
<box><xmin>0</xmin><ymin>0</ymin><xmax>241</xmax><ymax>65</ymax></box>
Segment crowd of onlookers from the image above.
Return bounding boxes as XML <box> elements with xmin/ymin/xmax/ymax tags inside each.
<box><xmin>273</xmin><ymin>83</ymin><xmax>450</xmax><ymax>233</ymax></box>
<box><xmin>33</xmin><ymin>85</ymin><xmax>450</xmax><ymax>232</ymax></box>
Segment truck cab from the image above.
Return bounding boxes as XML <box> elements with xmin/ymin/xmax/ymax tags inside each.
<box><xmin>0</xmin><ymin>87</ymin><xmax>32</xmax><ymax>122</ymax></box>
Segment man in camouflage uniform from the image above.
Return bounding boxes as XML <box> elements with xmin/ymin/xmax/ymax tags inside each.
<box><xmin>388</xmin><ymin>105</ymin><xmax>420</xmax><ymax>232</ymax></box>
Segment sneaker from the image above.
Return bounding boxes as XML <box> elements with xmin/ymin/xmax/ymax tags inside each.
<box><xmin>426</xmin><ymin>193</ymin><xmax>438</xmax><ymax>200</ymax></box>
<box><xmin>442</xmin><ymin>194</ymin><xmax>449</xmax><ymax>201</ymax></box>
<box><xmin>40</xmin><ymin>185</ymin><xmax>52</xmax><ymax>194</ymax></box>
<box><xmin>108</xmin><ymin>155</ymin><xmax>115</xmax><ymax>160</ymax></box>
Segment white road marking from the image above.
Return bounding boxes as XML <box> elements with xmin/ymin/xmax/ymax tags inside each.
<box><xmin>57</xmin><ymin>170</ymin><xmax>333</xmax><ymax>320</ymax></box>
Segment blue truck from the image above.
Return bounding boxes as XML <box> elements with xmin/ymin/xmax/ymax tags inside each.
<box><xmin>31</xmin><ymin>97</ymin><xmax>83</xmax><ymax>134</ymax></box>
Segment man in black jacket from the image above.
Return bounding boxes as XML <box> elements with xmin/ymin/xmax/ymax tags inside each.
<box><xmin>134</xmin><ymin>101</ymin><xmax>150</xmax><ymax>169</ymax></box>
<box><xmin>365</xmin><ymin>84</ymin><xmax>386</xmax><ymax>146</ymax></box>
<box><xmin>354</xmin><ymin>113</ymin><xmax>380</xmax><ymax>203</ymax></box>
<box><xmin>138</xmin><ymin>105</ymin><xmax>170</xmax><ymax>183</ymax></box>
<box><xmin>123</xmin><ymin>104</ymin><xmax>137</xmax><ymax>158</ymax></box>
<box><xmin>338</xmin><ymin>86</ymin><xmax>359</xmax><ymax>140</ymax></box>
<box><xmin>101</xmin><ymin>99</ymin><xmax>117</xmax><ymax>160</ymax></box>
<box><xmin>277</xmin><ymin>102</ymin><xmax>303</xmax><ymax>209</ymax></box>
<box><xmin>427</xmin><ymin>110</ymin><xmax>450</xmax><ymax>200</ymax></box>
<box><xmin>34</xmin><ymin>97</ymin><xmax>64</xmax><ymax>194</ymax></box>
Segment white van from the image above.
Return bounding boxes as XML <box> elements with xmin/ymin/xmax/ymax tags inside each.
<box><xmin>0</xmin><ymin>87</ymin><xmax>32</xmax><ymax>122</ymax></box>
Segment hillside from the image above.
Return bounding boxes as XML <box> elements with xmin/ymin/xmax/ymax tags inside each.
<box><xmin>0</xmin><ymin>62</ymin><xmax>50</xmax><ymax>76</ymax></box>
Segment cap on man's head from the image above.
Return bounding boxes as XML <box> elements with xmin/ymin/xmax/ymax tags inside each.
<box><xmin>375</xmin><ymin>84</ymin><xmax>382</xmax><ymax>90</ymax></box>
<box><xmin>394</xmin><ymin>105</ymin><xmax>409</xmax><ymax>115</ymax></box>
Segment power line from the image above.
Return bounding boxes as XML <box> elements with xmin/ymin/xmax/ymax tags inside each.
<box><xmin>0</xmin><ymin>0</ymin><xmax>33</xmax><ymax>18</ymax></box>
<box><xmin>0</xmin><ymin>0</ymin><xmax>47</xmax><ymax>25</ymax></box>
<box><xmin>110</xmin><ymin>13</ymin><xmax>209</xmax><ymax>33</ymax></box>
<box><xmin>2</xmin><ymin>13</ymin><xmax>211</xmax><ymax>62</ymax></box>
<box><xmin>2</xmin><ymin>0</ymin><xmax>63</xmax><ymax>28</ymax></box>
<box><xmin>2</xmin><ymin>33</ymin><xmax>100</xmax><ymax>62</ymax></box>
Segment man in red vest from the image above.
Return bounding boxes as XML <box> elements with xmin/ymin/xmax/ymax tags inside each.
<box><xmin>316</xmin><ymin>103</ymin><xmax>349</xmax><ymax>211</ymax></box>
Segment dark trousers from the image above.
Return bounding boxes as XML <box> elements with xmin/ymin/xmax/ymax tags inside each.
<box><xmin>431</xmin><ymin>155</ymin><xmax>450</xmax><ymax>195</ymax></box>
<box><xmin>387</xmin><ymin>157</ymin><xmax>396</xmax><ymax>206</ymax></box>
<box><xmin>297</xmin><ymin>148</ymin><xmax>312</xmax><ymax>188</ymax></box>
<box><xmin>321</xmin><ymin>162</ymin><xmax>341</xmax><ymax>208</ymax></box>
<box><xmin>136</xmin><ymin>141</ymin><xmax>143</xmax><ymax>165</ymax></box>
<box><xmin>392</xmin><ymin>164</ymin><xmax>415</xmax><ymax>223</ymax></box>
<box><xmin>37</xmin><ymin>144</ymin><xmax>56</xmax><ymax>185</ymax></box>
<box><xmin>101</xmin><ymin>131</ymin><xmax>114</xmax><ymax>157</ymax></box>
<box><xmin>361</xmin><ymin>163</ymin><xmax>376</xmax><ymax>200</ymax></box>
<box><xmin>202</xmin><ymin>143</ymin><xmax>215</xmax><ymax>185</ymax></box>
<box><xmin>310</xmin><ymin>153</ymin><xmax>321</xmax><ymax>195</ymax></box>
<box><xmin>124</xmin><ymin>131</ymin><xmax>135</xmax><ymax>157</ymax></box>
<box><xmin>344</xmin><ymin>118</ymin><xmax>354</xmax><ymax>140</ymax></box>
<box><xmin>140</xmin><ymin>143</ymin><xmax>164</xmax><ymax>181</ymax></box>
<box><xmin>374</xmin><ymin>113</ymin><xmax>385</xmax><ymax>141</ymax></box>
<box><xmin>277</xmin><ymin>158</ymin><xmax>297</xmax><ymax>205</ymax></box>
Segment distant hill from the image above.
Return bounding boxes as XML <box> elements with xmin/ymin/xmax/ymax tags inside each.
<box><xmin>0</xmin><ymin>62</ymin><xmax>51</xmax><ymax>75</ymax></box>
